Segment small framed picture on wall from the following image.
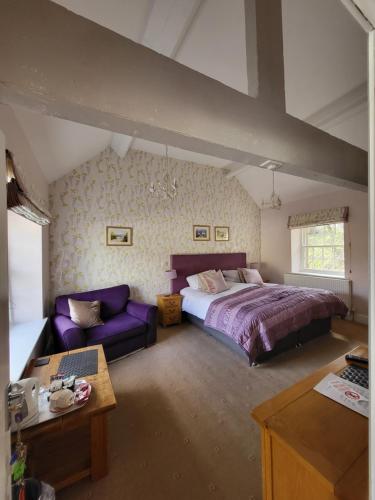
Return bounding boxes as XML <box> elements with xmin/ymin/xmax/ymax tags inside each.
<box><xmin>214</xmin><ymin>226</ymin><xmax>229</xmax><ymax>241</ymax></box>
<box><xmin>193</xmin><ymin>225</ymin><xmax>210</xmax><ymax>241</ymax></box>
<box><xmin>106</xmin><ymin>226</ymin><xmax>133</xmax><ymax>246</ymax></box>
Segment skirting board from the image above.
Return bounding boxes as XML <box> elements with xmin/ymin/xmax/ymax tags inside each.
<box><xmin>106</xmin><ymin>347</ymin><xmax>145</xmax><ymax>364</ymax></box>
<box><xmin>355</xmin><ymin>313</ymin><xmax>368</xmax><ymax>325</ymax></box>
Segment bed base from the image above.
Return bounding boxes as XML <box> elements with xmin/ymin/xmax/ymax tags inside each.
<box><xmin>184</xmin><ymin>313</ymin><xmax>332</xmax><ymax>366</ymax></box>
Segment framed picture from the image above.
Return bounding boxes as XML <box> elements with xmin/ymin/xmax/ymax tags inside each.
<box><xmin>106</xmin><ymin>226</ymin><xmax>133</xmax><ymax>246</ymax></box>
<box><xmin>193</xmin><ymin>225</ymin><xmax>210</xmax><ymax>241</ymax></box>
<box><xmin>214</xmin><ymin>226</ymin><xmax>229</xmax><ymax>241</ymax></box>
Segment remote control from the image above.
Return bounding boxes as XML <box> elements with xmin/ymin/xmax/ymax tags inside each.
<box><xmin>345</xmin><ymin>354</ymin><xmax>368</xmax><ymax>365</ymax></box>
<box><xmin>34</xmin><ymin>357</ymin><xmax>50</xmax><ymax>367</ymax></box>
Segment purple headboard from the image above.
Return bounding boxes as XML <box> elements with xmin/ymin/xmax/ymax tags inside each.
<box><xmin>170</xmin><ymin>253</ymin><xmax>247</xmax><ymax>294</ymax></box>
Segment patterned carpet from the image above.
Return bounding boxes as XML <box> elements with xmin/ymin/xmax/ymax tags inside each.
<box><xmin>59</xmin><ymin>323</ymin><xmax>355</xmax><ymax>500</ymax></box>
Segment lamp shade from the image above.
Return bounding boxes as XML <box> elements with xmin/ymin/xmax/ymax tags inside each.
<box><xmin>165</xmin><ymin>269</ymin><xmax>177</xmax><ymax>280</ymax></box>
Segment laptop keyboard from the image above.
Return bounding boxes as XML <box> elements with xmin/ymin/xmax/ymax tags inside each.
<box><xmin>339</xmin><ymin>364</ymin><xmax>368</xmax><ymax>389</ymax></box>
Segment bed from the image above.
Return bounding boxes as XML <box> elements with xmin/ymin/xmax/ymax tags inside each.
<box><xmin>171</xmin><ymin>253</ymin><xmax>348</xmax><ymax>366</ymax></box>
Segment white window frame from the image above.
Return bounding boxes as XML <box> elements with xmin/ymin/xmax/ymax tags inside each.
<box><xmin>7</xmin><ymin>211</ymin><xmax>44</xmax><ymax>324</ymax></box>
<box><xmin>299</xmin><ymin>223</ymin><xmax>345</xmax><ymax>278</ymax></box>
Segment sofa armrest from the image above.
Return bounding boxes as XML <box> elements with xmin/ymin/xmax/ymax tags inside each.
<box><xmin>126</xmin><ymin>300</ymin><xmax>157</xmax><ymax>325</ymax></box>
<box><xmin>126</xmin><ymin>300</ymin><xmax>158</xmax><ymax>346</ymax></box>
<box><xmin>52</xmin><ymin>314</ymin><xmax>85</xmax><ymax>351</ymax></box>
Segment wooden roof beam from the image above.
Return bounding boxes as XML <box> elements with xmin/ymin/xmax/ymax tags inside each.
<box><xmin>0</xmin><ymin>0</ymin><xmax>367</xmax><ymax>190</ymax></box>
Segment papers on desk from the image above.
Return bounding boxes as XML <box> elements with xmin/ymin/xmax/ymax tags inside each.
<box><xmin>314</xmin><ymin>373</ymin><xmax>369</xmax><ymax>418</ymax></box>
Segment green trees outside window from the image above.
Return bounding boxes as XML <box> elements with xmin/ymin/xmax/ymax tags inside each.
<box><xmin>301</xmin><ymin>223</ymin><xmax>345</xmax><ymax>275</ymax></box>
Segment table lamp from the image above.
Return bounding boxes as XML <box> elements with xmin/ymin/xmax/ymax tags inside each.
<box><xmin>164</xmin><ymin>269</ymin><xmax>177</xmax><ymax>294</ymax></box>
<box><xmin>165</xmin><ymin>269</ymin><xmax>177</xmax><ymax>280</ymax></box>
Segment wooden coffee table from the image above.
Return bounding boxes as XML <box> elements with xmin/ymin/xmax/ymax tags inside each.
<box><xmin>13</xmin><ymin>345</ymin><xmax>116</xmax><ymax>491</ymax></box>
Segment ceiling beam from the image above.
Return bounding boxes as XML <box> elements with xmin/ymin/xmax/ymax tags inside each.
<box><xmin>247</xmin><ymin>0</ymin><xmax>286</xmax><ymax>111</ymax></box>
<box><xmin>110</xmin><ymin>0</ymin><xmax>204</xmax><ymax>157</ymax></box>
<box><xmin>0</xmin><ymin>0</ymin><xmax>367</xmax><ymax>191</ymax></box>
<box><xmin>244</xmin><ymin>0</ymin><xmax>258</xmax><ymax>97</ymax></box>
<box><xmin>225</xmin><ymin>164</ymin><xmax>250</xmax><ymax>179</ymax></box>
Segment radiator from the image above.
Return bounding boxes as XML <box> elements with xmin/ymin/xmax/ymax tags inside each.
<box><xmin>283</xmin><ymin>273</ymin><xmax>352</xmax><ymax>310</ymax></box>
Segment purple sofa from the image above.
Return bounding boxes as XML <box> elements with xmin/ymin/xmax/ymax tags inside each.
<box><xmin>52</xmin><ymin>285</ymin><xmax>157</xmax><ymax>361</ymax></box>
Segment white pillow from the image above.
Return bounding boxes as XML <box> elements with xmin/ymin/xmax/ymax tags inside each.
<box><xmin>222</xmin><ymin>269</ymin><xmax>241</xmax><ymax>283</ymax></box>
<box><xmin>186</xmin><ymin>270</ymin><xmax>214</xmax><ymax>290</ymax></box>
<box><xmin>240</xmin><ymin>268</ymin><xmax>264</xmax><ymax>285</ymax></box>
<box><xmin>186</xmin><ymin>274</ymin><xmax>200</xmax><ymax>289</ymax></box>
<box><xmin>68</xmin><ymin>298</ymin><xmax>104</xmax><ymax>329</ymax></box>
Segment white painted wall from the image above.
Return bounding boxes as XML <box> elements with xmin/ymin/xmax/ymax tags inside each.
<box><xmin>261</xmin><ymin>189</ymin><xmax>368</xmax><ymax>322</ymax></box>
<box><xmin>0</xmin><ymin>105</ymin><xmax>50</xmax><ymax>317</ymax></box>
<box><xmin>12</xmin><ymin>106</ymin><xmax>112</xmax><ymax>183</ymax></box>
<box><xmin>367</xmin><ymin>26</ymin><xmax>374</xmax><ymax>500</ymax></box>
<box><xmin>0</xmin><ymin>106</ymin><xmax>48</xmax><ymax>205</ymax></box>
<box><xmin>0</xmin><ymin>132</ymin><xmax>10</xmax><ymax>499</ymax></box>
<box><xmin>7</xmin><ymin>212</ymin><xmax>43</xmax><ymax>324</ymax></box>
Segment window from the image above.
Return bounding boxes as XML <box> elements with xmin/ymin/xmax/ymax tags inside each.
<box><xmin>291</xmin><ymin>223</ymin><xmax>345</xmax><ymax>277</ymax></box>
<box><xmin>8</xmin><ymin>211</ymin><xmax>45</xmax><ymax>380</ymax></box>
<box><xmin>6</xmin><ymin>150</ymin><xmax>50</xmax><ymax>380</ymax></box>
<box><xmin>8</xmin><ymin>211</ymin><xmax>43</xmax><ymax>324</ymax></box>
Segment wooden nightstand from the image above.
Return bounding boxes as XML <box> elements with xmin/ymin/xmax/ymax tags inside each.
<box><xmin>156</xmin><ymin>294</ymin><xmax>182</xmax><ymax>327</ymax></box>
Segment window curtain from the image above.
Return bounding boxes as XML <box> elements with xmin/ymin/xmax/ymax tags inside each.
<box><xmin>287</xmin><ymin>206</ymin><xmax>349</xmax><ymax>229</ymax></box>
<box><xmin>6</xmin><ymin>149</ymin><xmax>51</xmax><ymax>226</ymax></box>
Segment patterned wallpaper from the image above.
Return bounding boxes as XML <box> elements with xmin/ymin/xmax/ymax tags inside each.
<box><xmin>49</xmin><ymin>148</ymin><xmax>260</xmax><ymax>304</ymax></box>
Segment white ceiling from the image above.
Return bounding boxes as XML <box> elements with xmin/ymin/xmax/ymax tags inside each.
<box><xmin>175</xmin><ymin>0</ymin><xmax>248</xmax><ymax>94</ymax></box>
<box><xmin>11</xmin><ymin>106</ymin><xmax>229</xmax><ymax>182</ymax></box>
<box><xmin>12</xmin><ymin>106</ymin><xmax>112</xmax><ymax>181</ymax></box>
<box><xmin>12</xmin><ymin>0</ymin><xmax>368</xmax><ymax>205</ymax></box>
<box><xmin>50</xmin><ymin>0</ymin><xmax>152</xmax><ymax>43</ymax></box>
<box><xmin>283</xmin><ymin>0</ymin><xmax>367</xmax><ymax>119</ymax></box>
<box><xmin>237</xmin><ymin>167</ymin><xmax>345</xmax><ymax>207</ymax></box>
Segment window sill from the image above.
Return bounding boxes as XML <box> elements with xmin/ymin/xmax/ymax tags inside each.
<box><xmin>9</xmin><ymin>318</ymin><xmax>48</xmax><ymax>381</ymax></box>
<box><xmin>291</xmin><ymin>271</ymin><xmax>346</xmax><ymax>279</ymax></box>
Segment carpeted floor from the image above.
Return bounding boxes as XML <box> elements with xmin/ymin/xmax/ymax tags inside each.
<box><xmin>59</xmin><ymin>323</ymin><xmax>356</xmax><ymax>500</ymax></box>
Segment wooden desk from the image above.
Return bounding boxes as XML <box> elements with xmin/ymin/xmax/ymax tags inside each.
<box><xmin>252</xmin><ymin>346</ymin><xmax>368</xmax><ymax>500</ymax></box>
<box><xmin>15</xmin><ymin>345</ymin><xmax>117</xmax><ymax>491</ymax></box>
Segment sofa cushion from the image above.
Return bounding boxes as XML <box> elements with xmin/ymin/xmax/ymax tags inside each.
<box><xmin>55</xmin><ymin>285</ymin><xmax>130</xmax><ymax>320</ymax></box>
<box><xmin>85</xmin><ymin>311</ymin><xmax>147</xmax><ymax>348</ymax></box>
<box><xmin>68</xmin><ymin>298</ymin><xmax>104</xmax><ymax>329</ymax></box>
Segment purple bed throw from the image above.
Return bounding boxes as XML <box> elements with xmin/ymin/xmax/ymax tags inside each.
<box><xmin>204</xmin><ymin>285</ymin><xmax>348</xmax><ymax>362</ymax></box>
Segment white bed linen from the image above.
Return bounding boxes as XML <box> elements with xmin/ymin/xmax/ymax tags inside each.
<box><xmin>180</xmin><ymin>282</ymin><xmax>258</xmax><ymax>320</ymax></box>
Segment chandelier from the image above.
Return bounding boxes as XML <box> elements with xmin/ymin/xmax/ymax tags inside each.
<box><xmin>149</xmin><ymin>145</ymin><xmax>177</xmax><ymax>200</ymax></box>
<box><xmin>261</xmin><ymin>169</ymin><xmax>282</xmax><ymax>210</ymax></box>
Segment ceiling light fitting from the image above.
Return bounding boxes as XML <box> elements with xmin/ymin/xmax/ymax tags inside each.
<box><xmin>261</xmin><ymin>169</ymin><xmax>282</xmax><ymax>210</ymax></box>
<box><xmin>259</xmin><ymin>159</ymin><xmax>283</xmax><ymax>170</ymax></box>
<box><xmin>149</xmin><ymin>145</ymin><xmax>177</xmax><ymax>200</ymax></box>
